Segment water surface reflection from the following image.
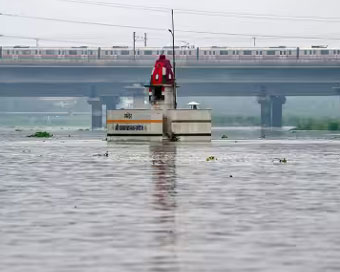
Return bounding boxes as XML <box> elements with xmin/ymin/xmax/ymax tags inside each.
<box><xmin>149</xmin><ymin>143</ymin><xmax>179</xmax><ymax>272</ymax></box>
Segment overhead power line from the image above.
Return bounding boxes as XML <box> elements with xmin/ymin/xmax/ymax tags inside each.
<box><xmin>2</xmin><ymin>12</ymin><xmax>340</xmax><ymax>42</ymax></box>
<box><xmin>58</xmin><ymin>0</ymin><xmax>340</xmax><ymax>23</ymax></box>
<box><xmin>0</xmin><ymin>13</ymin><xmax>163</xmax><ymax>31</ymax></box>
<box><xmin>0</xmin><ymin>34</ymin><xmax>103</xmax><ymax>45</ymax></box>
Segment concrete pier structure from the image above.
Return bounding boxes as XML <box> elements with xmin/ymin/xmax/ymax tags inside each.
<box><xmin>124</xmin><ymin>83</ymin><xmax>147</xmax><ymax>109</ymax></box>
<box><xmin>88</xmin><ymin>97</ymin><xmax>102</xmax><ymax>130</ymax></box>
<box><xmin>88</xmin><ymin>96</ymin><xmax>120</xmax><ymax>130</ymax></box>
<box><xmin>257</xmin><ymin>96</ymin><xmax>272</xmax><ymax>127</ymax></box>
<box><xmin>257</xmin><ymin>95</ymin><xmax>286</xmax><ymax>127</ymax></box>
<box><xmin>102</xmin><ymin>96</ymin><xmax>119</xmax><ymax>111</ymax></box>
<box><xmin>271</xmin><ymin>96</ymin><xmax>286</xmax><ymax>127</ymax></box>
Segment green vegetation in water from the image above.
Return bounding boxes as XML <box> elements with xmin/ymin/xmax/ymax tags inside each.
<box><xmin>27</xmin><ymin>131</ymin><xmax>53</xmax><ymax>138</ymax></box>
<box><xmin>291</xmin><ymin>118</ymin><xmax>340</xmax><ymax>131</ymax></box>
<box><xmin>206</xmin><ymin>156</ymin><xmax>217</xmax><ymax>162</ymax></box>
<box><xmin>212</xmin><ymin>115</ymin><xmax>340</xmax><ymax>130</ymax></box>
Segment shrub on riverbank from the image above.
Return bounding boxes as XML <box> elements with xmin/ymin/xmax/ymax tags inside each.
<box><xmin>27</xmin><ymin>131</ymin><xmax>53</xmax><ymax>138</ymax></box>
<box><xmin>293</xmin><ymin>119</ymin><xmax>340</xmax><ymax>131</ymax></box>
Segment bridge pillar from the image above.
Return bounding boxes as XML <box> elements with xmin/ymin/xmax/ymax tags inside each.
<box><xmin>271</xmin><ymin>96</ymin><xmax>286</xmax><ymax>127</ymax></box>
<box><xmin>101</xmin><ymin>96</ymin><xmax>120</xmax><ymax>110</ymax></box>
<box><xmin>100</xmin><ymin>96</ymin><xmax>120</xmax><ymax>128</ymax></box>
<box><xmin>133</xmin><ymin>93</ymin><xmax>146</xmax><ymax>108</ymax></box>
<box><xmin>257</xmin><ymin>96</ymin><xmax>272</xmax><ymax>127</ymax></box>
<box><xmin>124</xmin><ymin>83</ymin><xmax>146</xmax><ymax>109</ymax></box>
<box><xmin>88</xmin><ymin>97</ymin><xmax>103</xmax><ymax>130</ymax></box>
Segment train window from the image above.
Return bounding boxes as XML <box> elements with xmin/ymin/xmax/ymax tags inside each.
<box><xmin>183</xmin><ymin>51</ymin><xmax>186</xmax><ymax>55</ymax></box>
<box><xmin>110</xmin><ymin>51</ymin><xmax>113</xmax><ymax>55</ymax></box>
<box><xmin>46</xmin><ymin>50</ymin><xmax>55</xmax><ymax>55</ymax></box>
<box><xmin>220</xmin><ymin>50</ymin><xmax>228</xmax><ymax>55</ymax></box>
<box><xmin>204</xmin><ymin>51</ymin><xmax>207</xmax><ymax>55</ymax></box>
<box><xmin>334</xmin><ymin>50</ymin><xmax>337</xmax><ymax>54</ymax></box>
<box><xmin>260</xmin><ymin>51</ymin><xmax>263</xmax><ymax>55</ymax></box>
<box><xmin>213</xmin><ymin>51</ymin><xmax>215</xmax><ymax>55</ymax></box>
<box><xmin>321</xmin><ymin>50</ymin><xmax>329</xmax><ymax>55</ymax></box>
<box><xmin>209</xmin><ymin>51</ymin><xmax>212</xmax><ymax>55</ymax></box>
<box><xmin>121</xmin><ymin>50</ymin><xmax>130</xmax><ymax>55</ymax></box>
<box><xmin>69</xmin><ymin>50</ymin><xmax>77</xmax><ymax>55</ymax></box>
<box><xmin>6</xmin><ymin>50</ymin><xmax>10</xmax><ymax>54</ymax></box>
<box><xmin>156</xmin><ymin>51</ymin><xmax>159</xmax><ymax>55</ymax></box>
<box><xmin>105</xmin><ymin>51</ymin><xmax>109</xmax><ymax>56</ymax></box>
<box><xmin>189</xmin><ymin>51</ymin><xmax>192</xmax><ymax>55</ymax></box>
<box><xmin>304</xmin><ymin>50</ymin><xmax>307</xmax><ymax>55</ymax></box>
<box><xmin>21</xmin><ymin>50</ymin><xmax>31</xmax><ymax>55</ymax></box>
<box><xmin>267</xmin><ymin>51</ymin><xmax>275</xmax><ymax>55</ymax></box>
<box><xmin>289</xmin><ymin>50</ymin><xmax>292</xmax><ymax>55</ymax></box>
<box><xmin>243</xmin><ymin>50</ymin><xmax>252</xmax><ymax>55</ymax></box>
<box><xmin>338</xmin><ymin>50</ymin><xmax>340</xmax><ymax>55</ymax></box>
<box><xmin>144</xmin><ymin>50</ymin><xmax>153</xmax><ymax>55</ymax></box>
<box><xmin>167</xmin><ymin>51</ymin><xmax>173</xmax><ymax>55</ymax></box>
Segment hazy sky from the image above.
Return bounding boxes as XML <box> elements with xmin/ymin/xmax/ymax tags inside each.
<box><xmin>2</xmin><ymin>0</ymin><xmax>340</xmax><ymax>48</ymax></box>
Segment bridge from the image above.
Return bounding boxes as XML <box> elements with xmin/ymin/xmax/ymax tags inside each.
<box><xmin>1</xmin><ymin>60</ymin><xmax>340</xmax><ymax>129</ymax></box>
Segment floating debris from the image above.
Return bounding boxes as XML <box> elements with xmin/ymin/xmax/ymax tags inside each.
<box><xmin>93</xmin><ymin>151</ymin><xmax>109</xmax><ymax>157</ymax></box>
<box><xmin>27</xmin><ymin>131</ymin><xmax>53</xmax><ymax>138</ymax></box>
<box><xmin>206</xmin><ymin>156</ymin><xmax>217</xmax><ymax>162</ymax></box>
<box><xmin>273</xmin><ymin>158</ymin><xmax>288</xmax><ymax>164</ymax></box>
<box><xmin>221</xmin><ymin>134</ymin><xmax>228</xmax><ymax>139</ymax></box>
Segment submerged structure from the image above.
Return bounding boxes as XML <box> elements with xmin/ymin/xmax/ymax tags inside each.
<box><xmin>107</xmin><ymin>55</ymin><xmax>211</xmax><ymax>142</ymax></box>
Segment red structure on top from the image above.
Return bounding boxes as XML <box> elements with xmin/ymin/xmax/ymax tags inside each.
<box><xmin>150</xmin><ymin>55</ymin><xmax>174</xmax><ymax>86</ymax></box>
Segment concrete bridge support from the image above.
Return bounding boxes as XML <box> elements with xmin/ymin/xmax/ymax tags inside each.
<box><xmin>257</xmin><ymin>96</ymin><xmax>272</xmax><ymax>127</ymax></box>
<box><xmin>271</xmin><ymin>96</ymin><xmax>286</xmax><ymax>127</ymax></box>
<box><xmin>257</xmin><ymin>95</ymin><xmax>286</xmax><ymax>127</ymax></box>
<box><xmin>88</xmin><ymin>97</ymin><xmax>103</xmax><ymax>130</ymax></box>
<box><xmin>124</xmin><ymin>83</ymin><xmax>147</xmax><ymax>109</ymax></box>
<box><xmin>101</xmin><ymin>96</ymin><xmax>120</xmax><ymax>111</ymax></box>
<box><xmin>88</xmin><ymin>96</ymin><xmax>120</xmax><ymax>130</ymax></box>
<box><xmin>133</xmin><ymin>93</ymin><xmax>146</xmax><ymax>108</ymax></box>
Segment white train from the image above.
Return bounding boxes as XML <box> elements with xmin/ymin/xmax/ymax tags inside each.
<box><xmin>1</xmin><ymin>45</ymin><xmax>340</xmax><ymax>62</ymax></box>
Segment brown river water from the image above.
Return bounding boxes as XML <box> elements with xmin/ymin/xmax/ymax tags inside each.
<box><xmin>1</xmin><ymin>127</ymin><xmax>340</xmax><ymax>271</ymax></box>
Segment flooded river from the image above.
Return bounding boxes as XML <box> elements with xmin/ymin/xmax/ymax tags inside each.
<box><xmin>1</xmin><ymin>127</ymin><xmax>340</xmax><ymax>271</ymax></box>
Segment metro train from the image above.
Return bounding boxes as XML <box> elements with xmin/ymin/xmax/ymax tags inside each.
<box><xmin>1</xmin><ymin>45</ymin><xmax>340</xmax><ymax>61</ymax></box>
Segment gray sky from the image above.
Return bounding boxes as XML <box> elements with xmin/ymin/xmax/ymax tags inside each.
<box><xmin>2</xmin><ymin>0</ymin><xmax>340</xmax><ymax>48</ymax></box>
